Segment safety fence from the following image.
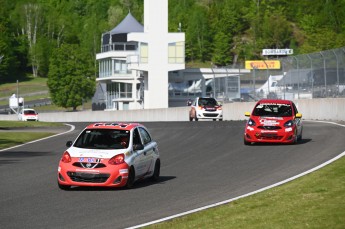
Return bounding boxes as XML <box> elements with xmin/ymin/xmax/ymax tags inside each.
<box><xmin>212</xmin><ymin>46</ymin><xmax>345</xmax><ymax>102</ymax></box>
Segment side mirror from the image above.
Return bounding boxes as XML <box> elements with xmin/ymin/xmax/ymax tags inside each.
<box><xmin>296</xmin><ymin>113</ymin><xmax>302</xmax><ymax>118</ymax></box>
<box><xmin>133</xmin><ymin>144</ymin><xmax>144</xmax><ymax>151</ymax></box>
<box><xmin>244</xmin><ymin>111</ymin><xmax>251</xmax><ymax>117</ymax></box>
<box><xmin>66</xmin><ymin>141</ymin><xmax>73</xmax><ymax>147</ymax></box>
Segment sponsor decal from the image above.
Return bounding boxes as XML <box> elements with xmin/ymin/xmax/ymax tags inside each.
<box><xmin>76</xmin><ymin>169</ymin><xmax>100</xmax><ymax>173</ymax></box>
<box><xmin>261</xmin><ymin>130</ymin><xmax>278</xmax><ymax>133</ymax></box>
<box><xmin>260</xmin><ymin>119</ymin><xmax>280</xmax><ymax>125</ymax></box>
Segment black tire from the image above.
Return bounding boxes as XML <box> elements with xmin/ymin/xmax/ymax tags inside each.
<box><xmin>297</xmin><ymin>129</ymin><xmax>303</xmax><ymax>141</ymax></box>
<box><xmin>58</xmin><ymin>180</ymin><xmax>71</xmax><ymax>190</ymax></box>
<box><xmin>150</xmin><ymin>159</ymin><xmax>160</xmax><ymax>182</ymax></box>
<box><xmin>126</xmin><ymin>166</ymin><xmax>135</xmax><ymax>188</ymax></box>
<box><xmin>291</xmin><ymin>130</ymin><xmax>298</xmax><ymax>144</ymax></box>
<box><xmin>219</xmin><ymin>119</ymin><xmax>223</xmax><ymax>121</ymax></box>
<box><xmin>195</xmin><ymin>117</ymin><xmax>198</xmax><ymax>121</ymax></box>
<box><xmin>244</xmin><ymin>137</ymin><xmax>250</xmax><ymax>145</ymax></box>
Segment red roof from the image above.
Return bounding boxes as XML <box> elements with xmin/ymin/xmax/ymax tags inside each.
<box><xmin>86</xmin><ymin>123</ymin><xmax>142</xmax><ymax>131</ymax></box>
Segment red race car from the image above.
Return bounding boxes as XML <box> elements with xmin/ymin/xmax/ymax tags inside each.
<box><xmin>57</xmin><ymin>122</ymin><xmax>160</xmax><ymax>190</ymax></box>
<box><xmin>244</xmin><ymin>99</ymin><xmax>303</xmax><ymax>145</ymax></box>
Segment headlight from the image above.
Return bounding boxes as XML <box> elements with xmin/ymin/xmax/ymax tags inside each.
<box><xmin>247</xmin><ymin>118</ymin><xmax>256</xmax><ymax>126</ymax></box>
<box><xmin>284</xmin><ymin>120</ymin><xmax>294</xmax><ymax>127</ymax></box>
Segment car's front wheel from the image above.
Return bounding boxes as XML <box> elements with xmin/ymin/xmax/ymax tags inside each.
<box><xmin>150</xmin><ymin>159</ymin><xmax>160</xmax><ymax>182</ymax></box>
<box><xmin>244</xmin><ymin>137</ymin><xmax>251</xmax><ymax>145</ymax></box>
<box><xmin>126</xmin><ymin>166</ymin><xmax>135</xmax><ymax>188</ymax></box>
<box><xmin>58</xmin><ymin>180</ymin><xmax>71</xmax><ymax>190</ymax></box>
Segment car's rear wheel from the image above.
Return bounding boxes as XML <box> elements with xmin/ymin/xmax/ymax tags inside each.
<box><xmin>58</xmin><ymin>180</ymin><xmax>71</xmax><ymax>190</ymax></box>
<box><xmin>126</xmin><ymin>166</ymin><xmax>135</xmax><ymax>188</ymax></box>
<box><xmin>150</xmin><ymin>159</ymin><xmax>160</xmax><ymax>182</ymax></box>
<box><xmin>195</xmin><ymin>117</ymin><xmax>198</xmax><ymax>121</ymax></box>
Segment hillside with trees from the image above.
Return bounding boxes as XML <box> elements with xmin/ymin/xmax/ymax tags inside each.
<box><xmin>0</xmin><ymin>0</ymin><xmax>344</xmax><ymax>81</ymax></box>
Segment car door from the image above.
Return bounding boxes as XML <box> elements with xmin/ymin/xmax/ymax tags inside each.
<box><xmin>138</xmin><ymin>127</ymin><xmax>156</xmax><ymax>176</ymax></box>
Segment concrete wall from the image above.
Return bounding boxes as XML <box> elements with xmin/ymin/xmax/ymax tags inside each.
<box><xmin>0</xmin><ymin>98</ymin><xmax>344</xmax><ymax>122</ymax></box>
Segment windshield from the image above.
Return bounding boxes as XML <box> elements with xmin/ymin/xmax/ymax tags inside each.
<box><xmin>252</xmin><ymin>103</ymin><xmax>292</xmax><ymax>117</ymax></box>
<box><xmin>74</xmin><ymin>129</ymin><xmax>130</xmax><ymax>149</ymax></box>
<box><xmin>24</xmin><ymin>110</ymin><xmax>36</xmax><ymax>115</ymax></box>
<box><xmin>198</xmin><ymin>98</ymin><xmax>218</xmax><ymax>106</ymax></box>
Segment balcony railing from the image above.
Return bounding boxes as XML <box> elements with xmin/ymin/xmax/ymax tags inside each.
<box><xmin>101</xmin><ymin>42</ymin><xmax>137</xmax><ymax>53</ymax></box>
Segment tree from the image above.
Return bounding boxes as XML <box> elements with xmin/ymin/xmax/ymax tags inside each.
<box><xmin>48</xmin><ymin>44</ymin><xmax>96</xmax><ymax>110</ymax></box>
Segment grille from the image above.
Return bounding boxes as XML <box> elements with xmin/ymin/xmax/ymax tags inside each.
<box><xmin>203</xmin><ymin>113</ymin><xmax>218</xmax><ymax>117</ymax></box>
<box><xmin>256</xmin><ymin>133</ymin><xmax>282</xmax><ymax>140</ymax></box>
<box><xmin>67</xmin><ymin>172</ymin><xmax>110</xmax><ymax>183</ymax></box>
<box><xmin>72</xmin><ymin>162</ymin><xmax>106</xmax><ymax>169</ymax></box>
<box><xmin>258</xmin><ymin>126</ymin><xmax>281</xmax><ymax>130</ymax></box>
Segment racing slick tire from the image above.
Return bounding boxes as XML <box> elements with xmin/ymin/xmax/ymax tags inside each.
<box><xmin>244</xmin><ymin>137</ymin><xmax>251</xmax><ymax>145</ymax></box>
<box><xmin>150</xmin><ymin>159</ymin><xmax>160</xmax><ymax>182</ymax></box>
<box><xmin>58</xmin><ymin>180</ymin><xmax>71</xmax><ymax>190</ymax></box>
<box><xmin>297</xmin><ymin>129</ymin><xmax>303</xmax><ymax>142</ymax></box>
<box><xmin>126</xmin><ymin>166</ymin><xmax>135</xmax><ymax>189</ymax></box>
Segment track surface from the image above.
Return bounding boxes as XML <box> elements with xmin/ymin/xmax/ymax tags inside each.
<box><xmin>1</xmin><ymin>121</ymin><xmax>345</xmax><ymax>229</ymax></box>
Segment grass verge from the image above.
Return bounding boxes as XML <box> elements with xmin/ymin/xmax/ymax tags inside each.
<box><xmin>147</xmin><ymin>156</ymin><xmax>345</xmax><ymax>229</ymax></box>
<box><xmin>0</xmin><ymin>121</ymin><xmax>65</xmax><ymax>149</ymax></box>
<box><xmin>0</xmin><ymin>120</ymin><xmax>63</xmax><ymax>128</ymax></box>
<box><xmin>0</xmin><ymin>132</ymin><xmax>54</xmax><ymax>149</ymax></box>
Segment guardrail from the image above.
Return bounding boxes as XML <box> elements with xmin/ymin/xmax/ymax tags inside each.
<box><xmin>0</xmin><ymin>98</ymin><xmax>344</xmax><ymax>122</ymax></box>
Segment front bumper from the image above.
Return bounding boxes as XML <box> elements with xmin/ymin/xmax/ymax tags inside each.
<box><xmin>196</xmin><ymin>110</ymin><xmax>223</xmax><ymax>119</ymax></box>
<box><xmin>58</xmin><ymin>160</ymin><xmax>130</xmax><ymax>187</ymax></box>
<box><xmin>244</xmin><ymin>126</ymin><xmax>296</xmax><ymax>143</ymax></box>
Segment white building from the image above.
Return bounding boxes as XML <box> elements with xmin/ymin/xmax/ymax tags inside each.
<box><xmin>95</xmin><ymin>0</ymin><xmax>184</xmax><ymax>110</ymax></box>
<box><xmin>93</xmin><ymin>0</ymin><xmax>245</xmax><ymax>111</ymax></box>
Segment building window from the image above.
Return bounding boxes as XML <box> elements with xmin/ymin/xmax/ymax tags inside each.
<box><xmin>140</xmin><ymin>43</ymin><xmax>148</xmax><ymax>63</ymax></box>
<box><xmin>168</xmin><ymin>42</ymin><xmax>185</xmax><ymax>64</ymax></box>
<box><xmin>113</xmin><ymin>59</ymin><xmax>129</xmax><ymax>74</ymax></box>
<box><xmin>99</xmin><ymin>59</ymin><xmax>112</xmax><ymax>78</ymax></box>
<box><xmin>107</xmin><ymin>82</ymin><xmax>132</xmax><ymax>99</ymax></box>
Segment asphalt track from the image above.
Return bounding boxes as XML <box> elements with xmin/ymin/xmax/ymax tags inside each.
<box><xmin>1</xmin><ymin>121</ymin><xmax>345</xmax><ymax>229</ymax></box>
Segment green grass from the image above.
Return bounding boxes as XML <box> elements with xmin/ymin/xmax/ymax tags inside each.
<box><xmin>0</xmin><ymin>76</ymin><xmax>92</xmax><ymax>111</ymax></box>
<box><xmin>0</xmin><ymin>77</ymin><xmax>48</xmax><ymax>98</ymax></box>
<box><xmin>0</xmin><ymin>121</ymin><xmax>65</xmax><ymax>149</ymax></box>
<box><xmin>147</xmin><ymin>156</ymin><xmax>345</xmax><ymax>229</ymax></box>
<box><xmin>0</xmin><ymin>120</ymin><xmax>63</xmax><ymax>128</ymax></box>
<box><xmin>0</xmin><ymin>132</ymin><xmax>54</xmax><ymax>149</ymax></box>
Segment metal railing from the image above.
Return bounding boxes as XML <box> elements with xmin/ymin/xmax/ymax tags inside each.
<box><xmin>219</xmin><ymin>46</ymin><xmax>345</xmax><ymax>101</ymax></box>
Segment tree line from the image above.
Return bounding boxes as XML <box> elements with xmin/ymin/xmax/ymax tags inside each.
<box><xmin>0</xmin><ymin>0</ymin><xmax>344</xmax><ymax>107</ymax></box>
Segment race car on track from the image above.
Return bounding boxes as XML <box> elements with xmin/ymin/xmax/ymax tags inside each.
<box><xmin>189</xmin><ymin>97</ymin><xmax>223</xmax><ymax>121</ymax></box>
<box><xmin>57</xmin><ymin>123</ymin><xmax>160</xmax><ymax>189</ymax></box>
<box><xmin>18</xmin><ymin>108</ymin><xmax>39</xmax><ymax>121</ymax></box>
<box><xmin>244</xmin><ymin>99</ymin><xmax>303</xmax><ymax>145</ymax></box>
